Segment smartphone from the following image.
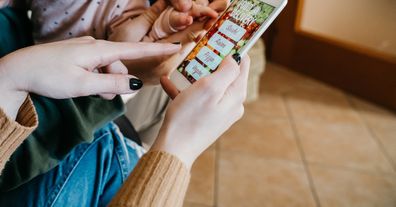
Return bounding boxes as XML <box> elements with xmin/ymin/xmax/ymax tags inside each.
<box><xmin>170</xmin><ymin>0</ymin><xmax>287</xmax><ymax>90</ymax></box>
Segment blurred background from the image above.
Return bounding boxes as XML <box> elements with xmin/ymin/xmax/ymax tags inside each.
<box><xmin>183</xmin><ymin>0</ymin><xmax>396</xmax><ymax>206</ymax></box>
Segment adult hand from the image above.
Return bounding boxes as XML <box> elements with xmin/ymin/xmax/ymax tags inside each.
<box><xmin>109</xmin><ymin>0</ymin><xmax>228</xmax><ymax>85</ymax></box>
<box><xmin>129</xmin><ymin>0</ymin><xmax>229</xmax><ymax>84</ymax></box>
<box><xmin>152</xmin><ymin>54</ymin><xmax>250</xmax><ymax>168</ymax></box>
<box><xmin>119</xmin><ymin>21</ymin><xmax>206</xmax><ymax>85</ymax></box>
<box><xmin>0</xmin><ymin>37</ymin><xmax>181</xmax><ymax>119</ymax></box>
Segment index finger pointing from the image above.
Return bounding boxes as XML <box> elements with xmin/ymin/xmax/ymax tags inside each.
<box><xmin>83</xmin><ymin>41</ymin><xmax>182</xmax><ymax>69</ymax></box>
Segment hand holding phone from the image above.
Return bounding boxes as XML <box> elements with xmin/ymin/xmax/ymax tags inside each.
<box><xmin>156</xmin><ymin>55</ymin><xmax>250</xmax><ymax>167</ymax></box>
<box><xmin>170</xmin><ymin>0</ymin><xmax>287</xmax><ymax>90</ymax></box>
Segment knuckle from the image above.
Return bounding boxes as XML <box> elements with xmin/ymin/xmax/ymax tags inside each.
<box><xmin>198</xmin><ymin>78</ymin><xmax>211</xmax><ymax>90</ymax></box>
<box><xmin>205</xmin><ymin>82</ymin><xmax>220</xmax><ymax>95</ymax></box>
<box><xmin>73</xmin><ymin>76</ymin><xmax>90</xmax><ymax>96</ymax></box>
<box><xmin>111</xmin><ymin>77</ymin><xmax>121</xmax><ymax>91</ymax></box>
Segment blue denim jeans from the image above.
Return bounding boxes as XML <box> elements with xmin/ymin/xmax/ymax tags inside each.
<box><xmin>0</xmin><ymin>122</ymin><xmax>145</xmax><ymax>207</ymax></box>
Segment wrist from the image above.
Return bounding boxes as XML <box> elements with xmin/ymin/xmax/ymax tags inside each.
<box><xmin>0</xmin><ymin>57</ymin><xmax>29</xmax><ymax>119</ymax></box>
<box><xmin>150</xmin><ymin>125</ymin><xmax>198</xmax><ymax>170</ymax></box>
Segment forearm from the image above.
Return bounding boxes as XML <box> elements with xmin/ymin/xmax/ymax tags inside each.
<box><xmin>109</xmin><ymin>124</ymin><xmax>197</xmax><ymax>206</ymax></box>
<box><xmin>108</xmin><ymin>151</ymin><xmax>190</xmax><ymax>207</ymax></box>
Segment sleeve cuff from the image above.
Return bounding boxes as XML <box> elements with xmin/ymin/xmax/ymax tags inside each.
<box><xmin>109</xmin><ymin>151</ymin><xmax>191</xmax><ymax>207</ymax></box>
<box><xmin>0</xmin><ymin>96</ymin><xmax>38</xmax><ymax>174</ymax></box>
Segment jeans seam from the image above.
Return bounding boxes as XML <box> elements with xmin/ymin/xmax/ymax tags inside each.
<box><xmin>46</xmin><ymin>132</ymin><xmax>111</xmax><ymax>207</ymax></box>
<box><xmin>112</xmin><ymin>126</ymin><xmax>130</xmax><ymax>182</ymax></box>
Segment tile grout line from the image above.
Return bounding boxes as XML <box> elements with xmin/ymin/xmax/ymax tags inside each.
<box><xmin>282</xmin><ymin>94</ymin><xmax>322</xmax><ymax>207</ymax></box>
<box><xmin>213</xmin><ymin>141</ymin><xmax>220</xmax><ymax>207</ymax></box>
<box><xmin>346</xmin><ymin>96</ymin><xmax>396</xmax><ymax>172</ymax></box>
<box><xmin>308</xmin><ymin>160</ymin><xmax>396</xmax><ymax>177</ymax></box>
<box><xmin>185</xmin><ymin>201</ymin><xmax>213</xmax><ymax>207</ymax></box>
<box><xmin>187</xmin><ymin>201</ymin><xmax>213</xmax><ymax>207</ymax></box>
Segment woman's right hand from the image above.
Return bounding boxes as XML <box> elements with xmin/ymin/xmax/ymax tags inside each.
<box><xmin>152</xmin><ymin>54</ymin><xmax>250</xmax><ymax>168</ymax></box>
<box><xmin>0</xmin><ymin>37</ymin><xmax>181</xmax><ymax>119</ymax></box>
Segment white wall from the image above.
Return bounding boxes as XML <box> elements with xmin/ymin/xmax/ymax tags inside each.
<box><xmin>299</xmin><ymin>0</ymin><xmax>396</xmax><ymax>56</ymax></box>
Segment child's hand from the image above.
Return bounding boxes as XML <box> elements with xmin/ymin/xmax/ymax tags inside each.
<box><xmin>109</xmin><ymin>0</ymin><xmax>168</xmax><ymax>42</ymax></box>
<box><xmin>169</xmin><ymin>1</ymin><xmax>218</xmax><ymax>31</ymax></box>
<box><xmin>205</xmin><ymin>0</ymin><xmax>230</xmax><ymax>29</ymax></box>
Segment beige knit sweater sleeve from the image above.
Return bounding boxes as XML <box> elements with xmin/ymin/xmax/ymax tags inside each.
<box><xmin>0</xmin><ymin>96</ymin><xmax>38</xmax><ymax>173</ymax></box>
<box><xmin>0</xmin><ymin>96</ymin><xmax>190</xmax><ymax>207</ymax></box>
<box><xmin>109</xmin><ymin>151</ymin><xmax>191</xmax><ymax>207</ymax></box>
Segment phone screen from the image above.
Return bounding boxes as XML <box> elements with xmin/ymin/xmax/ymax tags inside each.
<box><xmin>176</xmin><ymin>0</ymin><xmax>275</xmax><ymax>83</ymax></box>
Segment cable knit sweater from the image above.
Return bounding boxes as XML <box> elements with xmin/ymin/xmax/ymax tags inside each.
<box><xmin>0</xmin><ymin>96</ymin><xmax>190</xmax><ymax>207</ymax></box>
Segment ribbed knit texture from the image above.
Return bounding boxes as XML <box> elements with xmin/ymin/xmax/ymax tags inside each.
<box><xmin>0</xmin><ymin>99</ymin><xmax>190</xmax><ymax>206</ymax></box>
<box><xmin>109</xmin><ymin>151</ymin><xmax>191</xmax><ymax>207</ymax></box>
<box><xmin>0</xmin><ymin>96</ymin><xmax>38</xmax><ymax>175</ymax></box>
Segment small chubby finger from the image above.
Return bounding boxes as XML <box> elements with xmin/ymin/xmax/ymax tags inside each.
<box><xmin>170</xmin><ymin>12</ymin><xmax>193</xmax><ymax>29</ymax></box>
<box><xmin>195</xmin><ymin>0</ymin><xmax>209</xmax><ymax>6</ymax></box>
<box><xmin>209</xmin><ymin>0</ymin><xmax>229</xmax><ymax>12</ymax></box>
<box><xmin>170</xmin><ymin>0</ymin><xmax>192</xmax><ymax>12</ymax></box>
<box><xmin>194</xmin><ymin>5</ymin><xmax>218</xmax><ymax>19</ymax></box>
<box><xmin>158</xmin><ymin>21</ymin><xmax>205</xmax><ymax>44</ymax></box>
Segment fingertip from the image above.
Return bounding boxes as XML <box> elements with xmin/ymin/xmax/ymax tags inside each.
<box><xmin>160</xmin><ymin>76</ymin><xmax>167</xmax><ymax>84</ymax></box>
<box><xmin>208</xmin><ymin>9</ymin><xmax>218</xmax><ymax>19</ymax></box>
<box><xmin>173</xmin><ymin>0</ymin><xmax>192</xmax><ymax>12</ymax></box>
<box><xmin>187</xmin><ymin>16</ymin><xmax>193</xmax><ymax>25</ymax></box>
<box><xmin>173</xmin><ymin>13</ymin><xmax>193</xmax><ymax>28</ymax></box>
<box><xmin>160</xmin><ymin>76</ymin><xmax>179</xmax><ymax>99</ymax></box>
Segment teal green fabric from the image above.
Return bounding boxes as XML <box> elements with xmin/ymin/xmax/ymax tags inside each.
<box><xmin>0</xmin><ymin>7</ymin><xmax>125</xmax><ymax>191</ymax></box>
<box><xmin>0</xmin><ymin>7</ymin><xmax>33</xmax><ymax>57</ymax></box>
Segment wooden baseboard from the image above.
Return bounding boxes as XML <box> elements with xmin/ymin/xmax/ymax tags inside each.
<box><xmin>264</xmin><ymin>0</ymin><xmax>396</xmax><ymax>111</ymax></box>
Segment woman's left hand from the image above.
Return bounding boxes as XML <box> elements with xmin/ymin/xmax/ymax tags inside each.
<box><xmin>0</xmin><ymin>37</ymin><xmax>181</xmax><ymax>119</ymax></box>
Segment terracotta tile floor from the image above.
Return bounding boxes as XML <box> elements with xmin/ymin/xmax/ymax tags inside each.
<box><xmin>184</xmin><ymin>62</ymin><xmax>396</xmax><ymax>207</ymax></box>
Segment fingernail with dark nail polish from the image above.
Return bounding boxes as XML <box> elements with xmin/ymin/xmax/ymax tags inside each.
<box><xmin>129</xmin><ymin>78</ymin><xmax>143</xmax><ymax>90</ymax></box>
<box><xmin>232</xmin><ymin>53</ymin><xmax>241</xmax><ymax>65</ymax></box>
<box><xmin>172</xmin><ymin>42</ymin><xmax>181</xmax><ymax>45</ymax></box>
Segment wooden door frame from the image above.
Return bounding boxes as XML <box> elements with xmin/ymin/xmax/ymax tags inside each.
<box><xmin>263</xmin><ymin>0</ymin><xmax>396</xmax><ymax>111</ymax></box>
